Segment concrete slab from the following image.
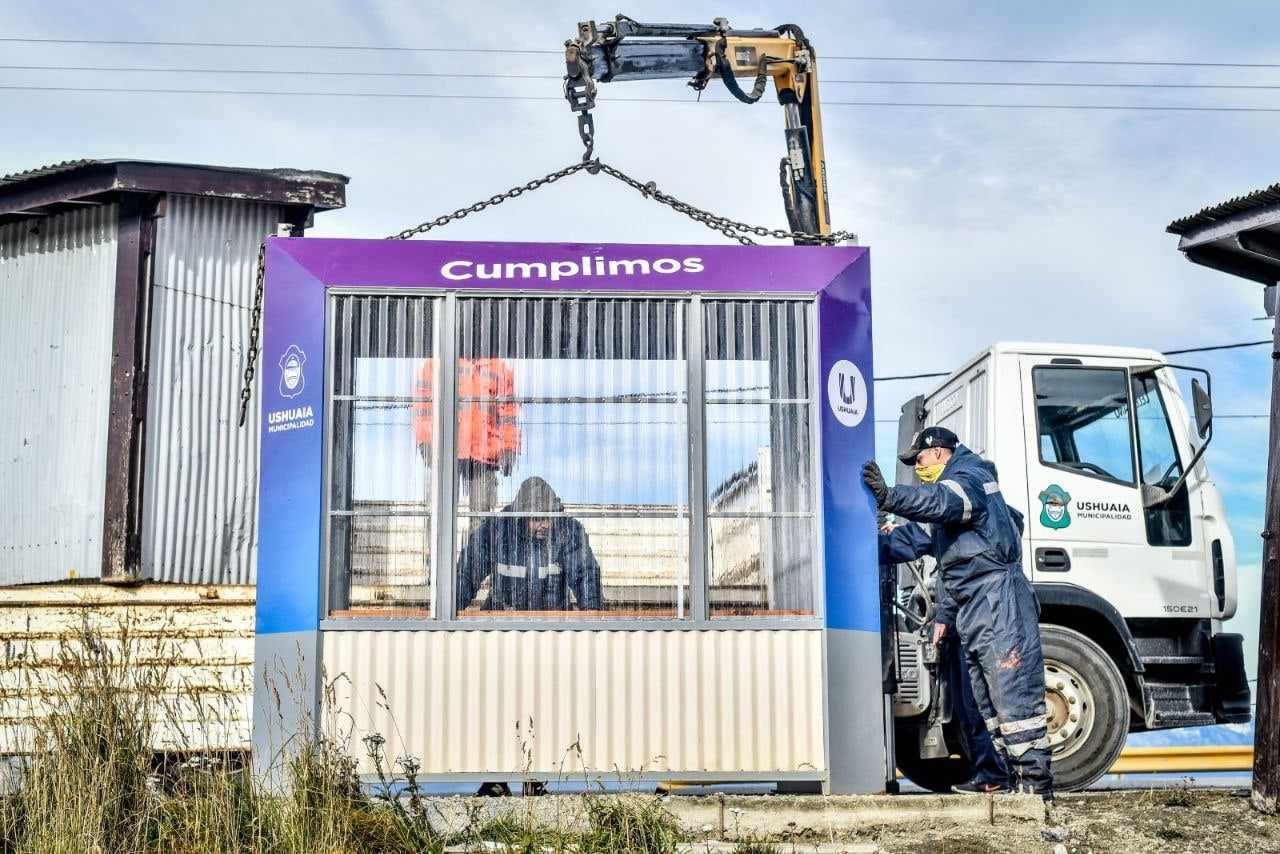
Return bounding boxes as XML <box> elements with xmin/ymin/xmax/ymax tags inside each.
<box><xmin>424</xmin><ymin>792</ymin><xmax>1046</xmax><ymax>839</ymax></box>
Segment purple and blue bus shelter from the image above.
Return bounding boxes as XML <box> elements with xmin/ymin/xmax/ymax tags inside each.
<box><xmin>252</xmin><ymin>237</ymin><xmax>885</xmax><ymax>793</ymax></box>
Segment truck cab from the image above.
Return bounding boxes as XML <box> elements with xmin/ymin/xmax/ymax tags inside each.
<box><xmin>889</xmin><ymin>342</ymin><xmax>1252</xmax><ymax>792</ymax></box>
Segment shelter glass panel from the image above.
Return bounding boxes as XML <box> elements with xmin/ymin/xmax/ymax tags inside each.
<box><xmin>328</xmin><ymin>295</ymin><xmax>438</xmax><ymax>617</ymax></box>
<box><xmin>703</xmin><ymin>300</ymin><xmax>817</xmax><ymax>617</ymax></box>
<box><xmin>453</xmin><ymin>297</ymin><xmax>690</xmax><ymax>618</ymax></box>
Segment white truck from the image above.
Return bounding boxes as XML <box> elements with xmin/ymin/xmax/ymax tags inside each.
<box><xmin>888</xmin><ymin>342</ymin><xmax>1252</xmax><ymax>792</ymax></box>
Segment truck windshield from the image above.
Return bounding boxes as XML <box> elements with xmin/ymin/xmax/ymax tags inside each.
<box><xmin>1032</xmin><ymin>367</ymin><xmax>1136</xmax><ymax>485</ymax></box>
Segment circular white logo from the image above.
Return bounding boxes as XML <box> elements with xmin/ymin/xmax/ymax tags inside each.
<box><xmin>827</xmin><ymin>360</ymin><xmax>867</xmax><ymax>427</ymax></box>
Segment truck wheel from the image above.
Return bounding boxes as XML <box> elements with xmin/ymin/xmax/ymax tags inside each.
<box><xmin>1040</xmin><ymin>624</ymin><xmax>1129</xmax><ymax>792</ymax></box>
<box><xmin>892</xmin><ymin>721</ymin><xmax>973</xmax><ymax>793</ymax></box>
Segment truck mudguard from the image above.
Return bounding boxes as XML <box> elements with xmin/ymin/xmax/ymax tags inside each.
<box><xmin>1033</xmin><ymin>582</ymin><xmax>1144</xmax><ymax>675</ymax></box>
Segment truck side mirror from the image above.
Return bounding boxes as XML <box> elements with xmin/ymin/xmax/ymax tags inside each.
<box><xmin>1191</xmin><ymin>377</ymin><xmax>1212</xmax><ymax>439</ymax></box>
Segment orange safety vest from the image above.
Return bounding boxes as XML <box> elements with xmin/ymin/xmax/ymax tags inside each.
<box><xmin>411</xmin><ymin>359</ymin><xmax>520</xmax><ymax>466</ymax></box>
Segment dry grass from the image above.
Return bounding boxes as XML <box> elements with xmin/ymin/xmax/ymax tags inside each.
<box><xmin>0</xmin><ymin>615</ymin><xmax>685</xmax><ymax>853</ymax></box>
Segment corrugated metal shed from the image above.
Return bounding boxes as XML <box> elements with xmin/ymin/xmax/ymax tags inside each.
<box><xmin>0</xmin><ymin>159</ymin><xmax>347</xmax><ymax>586</ymax></box>
<box><xmin>141</xmin><ymin>195</ymin><xmax>280</xmax><ymax>584</ymax></box>
<box><xmin>0</xmin><ymin>206</ymin><xmax>118</xmax><ymax>584</ymax></box>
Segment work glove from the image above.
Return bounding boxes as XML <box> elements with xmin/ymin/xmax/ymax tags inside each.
<box><xmin>862</xmin><ymin>461</ymin><xmax>889</xmax><ymax>508</ymax></box>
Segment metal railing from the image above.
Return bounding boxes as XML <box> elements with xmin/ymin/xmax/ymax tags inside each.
<box><xmin>1111</xmin><ymin>745</ymin><xmax>1252</xmax><ymax>773</ymax></box>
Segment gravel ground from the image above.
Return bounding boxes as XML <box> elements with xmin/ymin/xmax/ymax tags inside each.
<box><xmin>802</xmin><ymin>790</ymin><xmax>1280</xmax><ymax>854</ymax></box>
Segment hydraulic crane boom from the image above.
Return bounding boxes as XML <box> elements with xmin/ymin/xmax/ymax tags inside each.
<box><xmin>564</xmin><ymin>15</ymin><xmax>833</xmax><ymax>244</ymax></box>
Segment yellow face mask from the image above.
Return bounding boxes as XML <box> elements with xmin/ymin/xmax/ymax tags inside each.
<box><xmin>915</xmin><ymin>462</ymin><xmax>946</xmax><ymax>484</ymax></box>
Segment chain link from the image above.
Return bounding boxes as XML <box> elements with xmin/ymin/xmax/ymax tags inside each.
<box><xmin>237</xmin><ymin>242</ymin><xmax>267</xmax><ymax>428</ymax></box>
<box><xmin>236</xmin><ymin>159</ymin><xmax>854</xmax><ymax>428</ymax></box>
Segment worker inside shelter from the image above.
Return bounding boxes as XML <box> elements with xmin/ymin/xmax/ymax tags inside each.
<box><xmin>324</xmin><ymin>293</ymin><xmax>821</xmax><ymax>621</ymax></box>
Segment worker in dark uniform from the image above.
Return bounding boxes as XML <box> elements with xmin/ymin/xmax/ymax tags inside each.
<box><xmin>880</xmin><ymin>520</ymin><xmax>1009</xmax><ymax>792</ymax></box>
<box><xmin>456</xmin><ymin>476</ymin><xmax>603</xmax><ymax>613</ymax></box>
<box><xmin>864</xmin><ymin>427</ymin><xmax>1053</xmax><ymax>798</ymax></box>
<box><xmin>458</xmin><ymin>476</ymin><xmax>603</xmax><ymax>798</ymax></box>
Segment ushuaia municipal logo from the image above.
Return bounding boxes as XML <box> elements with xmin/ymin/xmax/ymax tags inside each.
<box><xmin>1038</xmin><ymin>484</ymin><xmax>1072</xmax><ymax>530</ymax></box>
<box><xmin>278</xmin><ymin>344</ymin><xmax>306</xmax><ymax>399</ymax></box>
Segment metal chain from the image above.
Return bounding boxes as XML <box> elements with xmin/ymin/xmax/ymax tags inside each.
<box><xmin>237</xmin><ymin>242</ymin><xmax>267</xmax><ymax>428</ymax></box>
<box><xmin>389</xmin><ymin>158</ymin><xmax>855</xmax><ymax>246</ymax></box>
<box><xmin>237</xmin><ymin>159</ymin><xmax>854</xmax><ymax>428</ymax></box>
<box><xmin>591</xmin><ymin>160</ymin><xmax>858</xmax><ymax>246</ymax></box>
<box><xmin>390</xmin><ymin>161</ymin><xmax>597</xmax><ymax>241</ymax></box>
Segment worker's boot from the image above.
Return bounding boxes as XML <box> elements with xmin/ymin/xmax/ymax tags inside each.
<box><xmin>952</xmin><ymin>780</ymin><xmax>1012</xmax><ymax>795</ymax></box>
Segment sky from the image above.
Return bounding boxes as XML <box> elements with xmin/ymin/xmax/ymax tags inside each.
<box><xmin>1</xmin><ymin>1</ymin><xmax>1274</xmax><ymax>742</ymax></box>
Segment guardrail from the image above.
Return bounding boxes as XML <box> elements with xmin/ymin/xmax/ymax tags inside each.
<box><xmin>1110</xmin><ymin>745</ymin><xmax>1253</xmax><ymax>773</ymax></box>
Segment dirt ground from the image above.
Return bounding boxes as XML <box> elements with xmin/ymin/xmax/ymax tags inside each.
<box><xmin>838</xmin><ymin>789</ymin><xmax>1280</xmax><ymax>854</ymax></box>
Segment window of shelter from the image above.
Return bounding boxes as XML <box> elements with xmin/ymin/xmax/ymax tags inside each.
<box><xmin>325</xmin><ymin>293</ymin><xmax>820</xmax><ymax>623</ymax></box>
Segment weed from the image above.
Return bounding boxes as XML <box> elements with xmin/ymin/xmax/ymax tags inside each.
<box><xmin>579</xmin><ymin>794</ymin><xmax>683</xmax><ymax>854</ymax></box>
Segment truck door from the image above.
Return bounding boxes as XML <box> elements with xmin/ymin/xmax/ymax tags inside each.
<box><xmin>1018</xmin><ymin>358</ymin><xmax>1207</xmax><ymax>619</ymax></box>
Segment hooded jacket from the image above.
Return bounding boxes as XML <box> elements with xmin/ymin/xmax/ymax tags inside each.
<box><xmin>454</xmin><ymin>478</ymin><xmax>602</xmax><ymax>612</ymax></box>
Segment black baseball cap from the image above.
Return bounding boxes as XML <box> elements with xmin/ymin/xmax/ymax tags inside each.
<box><xmin>898</xmin><ymin>426</ymin><xmax>959</xmax><ymax>464</ymax></box>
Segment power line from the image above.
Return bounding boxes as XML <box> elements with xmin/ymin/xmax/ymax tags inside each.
<box><xmin>873</xmin><ymin>371</ymin><xmax>950</xmax><ymax>383</ymax></box>
<box><xmin>825</xmin><ymin>55</ymin><xmax>1280</xmax><ymax>69</ymax></box>
<box><xmin>1165</xmin><ymin>339</ymin><xmax>1273</xmax><ymax>355</ymax></box>
<box><xmin>10</xmin><ymin>64</ymin><xmax>1280</xmax><ymax>91</ymax></box>
<box><xmin>4</xmin><ymin>83</ymin><xmax>1280</xmax><ymax>112</ymax></box>
<box><xmin>0</xmin><ymin>36</ymin><xmax>561</xmax><ymax>54</ymax></box>
<box><xmin>3</xmin><ymin>36</ymin><xmax>1279</xmax><ymax>69</ymax></box>
<box><xmin>873</xmin><ymin>339</ymin><xmax>1273</xmax><ymax>383</ymax></box>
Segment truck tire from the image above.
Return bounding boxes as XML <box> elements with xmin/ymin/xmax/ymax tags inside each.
<box><xmin>892</xmin><ymin>721</ymin><xmax>973</xmax><ymax>793</ymax></box>
<box><xmin>1040</xmin><ymin>624</ymin><xmax>1129</xmax><ymax>792</ymax></box>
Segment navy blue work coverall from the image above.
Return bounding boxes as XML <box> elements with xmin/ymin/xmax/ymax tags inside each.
<box><xmin>877</xmin><ymin>445</ymin><xmax>1052</xmax><ymax>793</ymax></box>
<box><xmin>880</xmin><ymin>526</ymin><xmax>1008</xmax><ymax>787</ymax></box>
<box><xmin>456</xmin><ymin>513</ymin><xmax>603</xmax><ymax>612</ymax></box>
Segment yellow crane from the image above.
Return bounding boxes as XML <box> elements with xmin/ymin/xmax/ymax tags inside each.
<box><xmin>563</xmin><ymin>15</ymin><xmax>832</xmax><ymax>244</ymax></box>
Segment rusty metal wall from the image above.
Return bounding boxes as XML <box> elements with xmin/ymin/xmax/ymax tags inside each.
<box><xmin>0</xmin><ymin>583</ymin><xmax>254</xmax><ymax>753</ymax></box>
<box><xmin>322</xmin><ymin>629</ymin><xmax>825</xmax><ymax>775</ymax></box>
<box><xmin>0</xmin><ymin>206</ymin><xmax>118</xmax><ymax>584</ymax></box>
<box><xmin>141</xmin><ymin>195</ymin><xmax>281</xmax><ymax>584</ymax></box>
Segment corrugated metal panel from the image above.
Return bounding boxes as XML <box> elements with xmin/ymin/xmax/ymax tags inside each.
<box><xmin>323</xmin><ymin>629</ymin><xmax>825</xmax><ymax>775</ymax></box>
<box><xmin>141</xmin><ymin>195</ymin><xmax>280</xmax><ymax>584</ymax></box>
<box><xmin>0</xmin><ymin>583</ymin><xmax>253</xmax><ymax>753</ymax></box>
<box><xmin>1167</xmin><ymin>182</ymin><xmax>1280</xmax><ymax>234</ymax></box>
<box><xmin>0</xmin><ymin>205</ymin><xmax>118</xmax><ymax>584</ymax></box>
<box><xmin>0</xmin><ymin>158</ymin><xmax>98</xmax><ymax>188</ymax></box>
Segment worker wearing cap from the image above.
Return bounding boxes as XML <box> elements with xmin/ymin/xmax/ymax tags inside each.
<box><xmin>456</xmin><ymin>476</ymin><xmax>603</xmax><ymax>613</ymax></box>
<box><xmin>864</xmin><ymin>427</ymin><xmax>1052</xmax><ymax>798</ymax></box>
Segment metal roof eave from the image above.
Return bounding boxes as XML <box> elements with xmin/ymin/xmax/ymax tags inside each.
<box><xmin>1169</xmin><ymin>192</ymin><xmax>1280</xmax><ymax>286</ymax></box>
<box><xmin>0</xmin><ymin>160</ymin><xmax>348</xmax><ymax>220</ymax></box>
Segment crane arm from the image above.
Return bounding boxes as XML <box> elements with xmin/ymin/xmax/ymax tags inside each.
<box><xmin>564</xmin><ymin>15</ymin><xmax>832</xmax><ymax>243</ymax></box>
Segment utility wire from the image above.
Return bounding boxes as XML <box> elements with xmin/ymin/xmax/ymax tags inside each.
<box><xmin>9</xmin><ymin>64</ymin><xmax>1280</xmax><ymax>91</ymax></box>
<box><xmin>4</xmin><ymin>83</ymin><xmax>1280</xmax><ymax>112</ymax></box>
<box><xmin>1164</xmin><ymin>339</ymin><xmax>1273</xmax><ymax>355</ymax></box>
<box><xmin>0</xmin><ymin>36</ymin><xmax>561</xmax><ymax>54</ymax></box>
<box><xmin>874</xmin><ymin>339</ymin><xmax>1273</xmax><ymax>382</ymax></box>
<box><xmin>3</xmin><ymin>36</ymin><xmax>1280</xmax><ymax>69</ymax></box>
